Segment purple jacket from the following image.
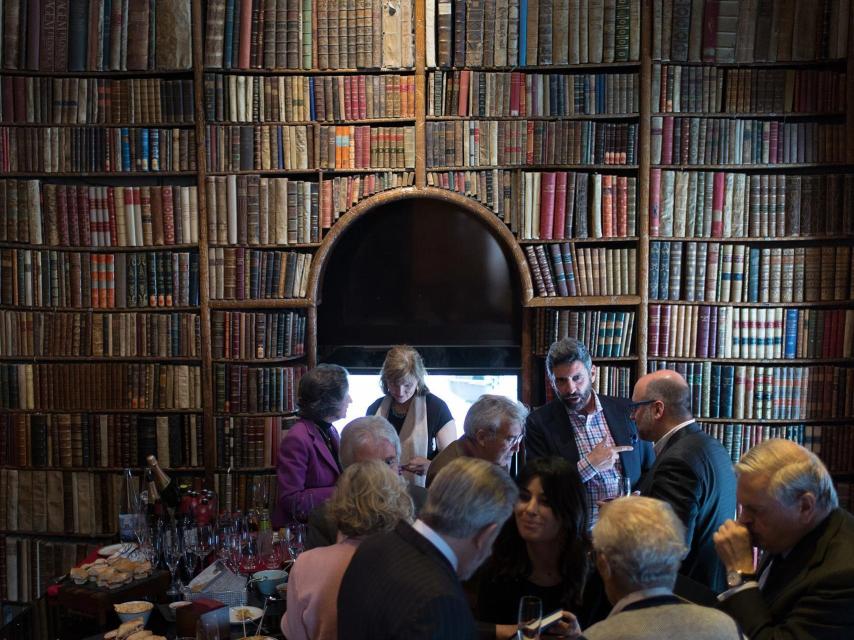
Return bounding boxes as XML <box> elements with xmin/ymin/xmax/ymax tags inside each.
<box><xmin>273</xmin><ymin>418</ymin><xmax>341</xmax><ymax>528</ymax></box>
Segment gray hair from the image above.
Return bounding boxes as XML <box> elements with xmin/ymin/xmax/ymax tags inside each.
<box><xmin>380</xmin><ymin>345</ymin><xmax>429</xmax><ymax>396</ymax></box>
<box><xmin>592</xmin><ymin>497</ymin><xmax>687</xmax><ymax>591</ymax></box>
<box><xmin>326</xmin><ymin>460</ymin><xmax>414</xmax><ymax>537</ymax></box>
<box><xmin>735</xmin><ymin>438</ymin><xmax>838</xmax><ymax>511</ymax></box>
<box><xmin>645</xmin><ymin>372</ymin><xmax>693</xmax><ymax>420</ymax></box>
<box><xmin>463</xmin><ymin>394</ymin><xmax>529</xmax><ymax>438</ymax></box>
<box><xmin>420</xmin><ymin>457</ymin><xmax>518</xmax><ymax>538</ymax></box>
<box><xmin>297</xmin><ymin>363</ymin><xmax>349</xmax><ymax>422</ymax></box>
<box><xmin>339</xmin><ymin>416</ymin><xmax>401</xmax><ymax>468</ymax></box>
<box><xmin>546</xmin><ymin>337</ymin><xmax>592</xmax><ymax>377</ymax></box>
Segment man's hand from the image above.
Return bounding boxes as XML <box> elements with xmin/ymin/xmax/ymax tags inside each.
<box><xmin>713</xmin><ymin>519</ymin><xmax>755</xmax><ymax>573</ymax></box>
<box><xmin>586</xmin><ymin>438</ymin><xmax>633</xmax><ymax>472</ymax></box>
<box><xmin>401</xmin><ymin>455</ymin><xmax>430</xmax><ymax>476</ymax></box>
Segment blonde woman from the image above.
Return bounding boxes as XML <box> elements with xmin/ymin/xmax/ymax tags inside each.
<box><xmin>367</xmin><ymin>345</ymin><xmax>457</xmax><ymax>486</ymax></box>
<box><xmin>282</xmin><ymin>460</ymin><xmax>414</xmax><ymax>640</ymax></box>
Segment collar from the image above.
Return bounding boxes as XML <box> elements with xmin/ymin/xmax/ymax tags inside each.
<box><xmin>412</xmin><ymin>519</ymin><xmax>457</xmax><ymax>571</ymax></box>
<box><xmin>653</xmin><ymin>419</ymin><xmax>695</xmax><ymax>455</ymax></box>
<box><xmin>609</xmin><ymin>587</ymin><xmax>674</xmax><ymax>616</ymax></box>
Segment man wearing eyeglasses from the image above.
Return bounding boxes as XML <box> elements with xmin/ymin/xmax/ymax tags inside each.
<box><xmin>426</xmin><ymin>394</ymin><xmax>528</xmax><ymax>487</ymax></box>
<box><xmin>525</xmin><ymin>337</ymin><xmax>654</xmax><ymax>527</ymax></box>
<box><xmin>632</xmin><ymin>369</ymin><xmax>736</xmax><ymax>593</ymax></box>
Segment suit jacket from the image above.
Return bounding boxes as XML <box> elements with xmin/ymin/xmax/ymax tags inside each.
<box><xmin>637</xmin><ymin>423</ymin><xmax>736</xmax><ymax>593</ymax></box>
<box><xmin>305</xmin><ymin>482</ymin><xmax>427</xmax><ymax>550</ymax></box>
<box><xmin>273</xmin><ymin>418</ymin><xmax>341</xmax><ymax>528</ymax></box>
<box><xmin>719</xmin><ymin>508</ymin><xmax>854</xmax><ymax>640</ymax></box>
<box><xmin>524</xmin><ymin>395</ymin><xmax>654</xmax><ymax>489</ymax></box>
<box><xmin>337</xmin><ymin>520</ymin><xmax>477</xmax><ymax>640</ymax></box>
<box><xmin>583</xmin><ymin>593</ymin><xmax>743</xmax><ymax>640</ymax></box>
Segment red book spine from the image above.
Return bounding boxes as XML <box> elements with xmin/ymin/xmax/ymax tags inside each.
<box><xmin>702</xmin><ymin>0</ymin><xmax>719</xmax><ymax>63</ymax></box>
<box><xmin>67</xmin><ymin>186</ymin><xmax>80</xmax><ymax>246</ymax></box>
<box><xmin>661</xmin><ymin>116</ymin><xmax>673</xmax><ymax>165</ymax></box>
<box><xmin>358</xmin><ymin>75</ymin><xmax>367</xmax><ymax>120</ymax></box>
<box><xmin>162</xmin><ymin>186</ymin><xmax>176</xmax><ymax>244</ymax></box>
<box><xmin>239</xmin><ymin>0</ymin><xmax>253</xmax><ymax>69</ymax></box>
<box><xmin>458</xmin><ymin>70</ymin><xmax>470</xmax><ymax>117</ymax></box>
<box><xmin>56</xmin><ymin>185</ymin><xmax>70</xmax><ymax>246</ymax></box>
<box><xmin>616</xmin><ymin>176</ymin><xmax>628</xmax><ymax>236</ymax></box>
<box><xmin>602</xmin><ymin>175</ymin><xmax>614</xmax><ymax>238</ymax></box>
<box><xmin>510</xmin><ymin>72</ymin><xmax>521</xmax><ymax>116</ymax></box>
<box><xmin>107</xmin><ymin>187</ymin><xmax>117</xmax><ymax>246</ymax></box>
<box><xmin>553</xmin><ymin>172</ymin><xmax>567</xmax><ymax>240</ymax></box>
<box><xmin>539</xmin><ymin>172</ymin><xmax>556</xmax><ymax>240</ymax></box>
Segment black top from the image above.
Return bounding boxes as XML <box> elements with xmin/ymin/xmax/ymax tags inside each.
<box><xmin>366</xmin><ymin>392</ymin><xmax>454</xmax><ymax>458</ymax></box>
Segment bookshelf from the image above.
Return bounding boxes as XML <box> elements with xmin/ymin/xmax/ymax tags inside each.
<box><xmin>1</xmin><ymin>0</ymin><xmax>853</xmax><ymax>604</ymax></box>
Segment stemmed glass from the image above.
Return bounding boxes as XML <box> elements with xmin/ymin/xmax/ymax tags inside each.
<box><xmin>162</xmin><ymin>528</ymin><xmax>184</xmax><ymax>596</ymax></box>
<box><xmin>517</xmin><ymin>595</ymin><xmax>543</xmax><ymax>640</ymax></box>
<box><xmin>184</xmin><ymin>524</ymin><xmax>215</xmax><ymax>577</ymax></box>
<box><xmin>284</xmin><ymin>523</ymin><xmax>305</xmax><ymax>563</ymax></box>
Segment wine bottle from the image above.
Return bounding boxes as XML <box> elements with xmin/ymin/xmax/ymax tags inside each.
<box><xmin>146</xmin><ymin>454</ymin><xmax>180</xmax><ymax>509</ymax></box>
<box><xmin>118</xmin><ymin>468</ymin><xmax>139</xmax><ymax>542</ymax></box>
<box><xmin>145</xmin><ymin>469</ymin><xmax>167</xmax><ymax>527</ymax></box>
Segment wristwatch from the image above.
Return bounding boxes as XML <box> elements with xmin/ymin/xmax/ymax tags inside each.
<box><xmin>726</xmin><ymin>569</ymin><xmax>758</xmax><ymax>588</ymax></box>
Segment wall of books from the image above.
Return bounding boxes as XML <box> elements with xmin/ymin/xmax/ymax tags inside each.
<box><xmin>0</xmin><ymin>0</ymin><xmax>851</xmax><ymax>603</ymax></box>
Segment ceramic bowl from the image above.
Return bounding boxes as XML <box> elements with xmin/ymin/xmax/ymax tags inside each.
<box><xmin>250</xmin><ymin>569</ymin><xmax>288</xmax><ymax>596</ymax></box>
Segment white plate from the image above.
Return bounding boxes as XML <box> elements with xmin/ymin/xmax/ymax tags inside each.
<box><xmin>229</xmin><ymin>606</ymin><xmax>264</xmax><ymax>625</ymax></box>
<box><xmin>98</xmin><ymin>543</ymin><xmax>136</xmax><ymax>557</ymax></box>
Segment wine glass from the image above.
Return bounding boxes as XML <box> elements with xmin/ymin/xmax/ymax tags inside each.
<box><xmin>162</xmin><ymin>528</ymin><xmax>184</xmax><ymax>596</ymax></box>
<box><xmin>284</xmin><ymin>523</ymin><xmax>305</xmax><ymax>562</ymax></box>
<box><xmin>517</xmin><ymin>595</ymin><xmax>543</xmax><ymax>640</ymax></box>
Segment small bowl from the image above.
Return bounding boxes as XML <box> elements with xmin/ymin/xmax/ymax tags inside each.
<box><xmin>275</xmin><ymin>581</ymin><xmax>288</xmax><ymax>599</ymax></box>
<box><xmin>250</xmin><ymin>569</ymin><xmax>288</xmax><ymax>597</ymax></box>
<box><xmin>114</xmin><ymin>600</ymin><xmax>154</xmax><ymax>626</ymax></box>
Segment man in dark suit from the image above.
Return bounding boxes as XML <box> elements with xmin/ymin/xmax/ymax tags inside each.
<box><xmin>525</xmin><ymin>337</ymin><xmax>654</xmax><ymax>526</ymax></box>
<box><xmin>305</xmin><ymin>415</ymin><xmax>427</xmax><ymax>549</ymax></box>
<box><xmin>337</xmin><ymin>457</ymin><xmax>518</xmax><ymax>640</ymax></box>
<box><xmin>713</xmin><ymin>438</ymin><xmax>854</xmax><ymax>640</ymax></box>
<box><xmin>632</xmin><ymin>369</ymin><xmax>736</xmax><ymax>593</ymax></box>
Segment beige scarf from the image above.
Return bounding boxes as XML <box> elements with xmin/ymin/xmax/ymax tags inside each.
<box><xmin>374</xmin><ymin>394</ymin><xmax>428</xmax><ymax>487</ymax></box>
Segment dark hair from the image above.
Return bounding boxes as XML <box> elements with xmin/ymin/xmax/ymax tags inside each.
<box><xmin>546</xmin><ymin>337</ymin><xmax>593</xmax><ymax>377</ymax></box>
<box><xmin>297</xmin><ymin>363</ymin><xmax>349</xmax><ymax>421</ymax></box>
<box><xmin>486</xmin><ymin>457</ymin><xmax>591</xmax><ymax>612</ymax></box>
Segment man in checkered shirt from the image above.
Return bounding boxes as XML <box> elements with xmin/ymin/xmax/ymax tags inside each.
<box><xmin>524</xmin><ymin>337</ymin><xmax>655</xmax><ymax>527</ymax></box>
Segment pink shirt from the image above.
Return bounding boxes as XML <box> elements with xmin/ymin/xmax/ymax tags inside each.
<box><xmin>281</xmin><ymin>537</ymin><xmax>360</xmax><ymax>640</ymax></box>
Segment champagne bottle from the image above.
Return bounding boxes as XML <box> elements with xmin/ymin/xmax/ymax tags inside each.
<box><xmin>146</xmin><ymin>454</ymin><xmax>179</xmax><ymax>509</ymax></box>
<box><xmin>145</xmin><ymin>469</ymin><xmax>167</xmax><ymax>527</ymax></box>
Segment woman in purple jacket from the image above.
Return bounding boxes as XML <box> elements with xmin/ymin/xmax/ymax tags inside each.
<box><xmin>273</xmin><ymin>364</ymin><xmax>351</xmax><ymax>527</ymax></box>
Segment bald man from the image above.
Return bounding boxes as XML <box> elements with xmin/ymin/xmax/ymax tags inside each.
<box><xmin>631</xmin><ymin>369</ymin><xmax>736</xmax><ymax>593</ymax></box>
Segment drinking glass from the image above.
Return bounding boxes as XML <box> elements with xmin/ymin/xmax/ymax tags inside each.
<box><xmin>517</xmin><ymin>595</ymin><xmax>543</xmax><ymax>640</ymax></box>
<box><xmin>163</xmin><ymin>528</ymin><xmax>184</xmax><ymax>596</ymax></box>
<box><xmin>284</xmin><ymin>523</ymin><xmax>305</xmax><ymax>562</ymax></box>
<box><xmin>619</xmin><ymin>475</ymin><xmax>632</xmax><ymax>497</ymax></box>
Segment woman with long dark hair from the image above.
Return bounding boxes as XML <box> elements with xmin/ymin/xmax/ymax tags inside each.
<box><xmin>476</xmin><ymin>456</ymin><xmax>606</xmax><ymax>634</ymax></box>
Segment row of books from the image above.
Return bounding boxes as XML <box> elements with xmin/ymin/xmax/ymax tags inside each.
<box><xmin>0</xmin><ymin>0</ymin><xmax>192</xmax><ymax>71</ymax></box>
<box><xmin>649</xmin><ymin>242</ymin><xmax>854</xmax><ymax>304</ymax></box>
<box><xmin>648</xmin><ymin>361</ymin><xmax>854</xmax><ymax>420</ymax></box>
<box><xmin>648</xmin><ymin>305</ymin><xmax>854</xmax><ymax>360</ymax></box>
<box><xmin>516</xmin><ymin>171</ymin><xmax>637</xmax><ymax>241</ymax></box>
<box><xmin>649</xmin><ymin>171</ymin><xmax>854</xmax><ymax>239</ymax></box>
<box><xmin>0</xmin><ymin>363</ymin><xmax>202</xmax><ymax>411</ymax></box>
<box><xmin>214</xmin><ymin>363</ymin><xmax>306</xmax><ymax>413</ymax></box>
<box><xmin>425</xmin><ymin>120</ymin><xmax>638</xmax><ymax>167</ymax></box>
<box><xmin>430</xmin><ymin>0</ymin><xmax>642</xmax><ymax>67</ymax></box>
<box><xmin>207</xmin><ymin>248</ymin><xmax>311</xmax><ymax>301</ymax></box>
<box><xmin>0</xmin><ymin>413</ymin><xmax>203</xmax><ymax>470</ymax></box>
<box><xmin>699</xmin><ymin>422</ymin><xmax>854</xmax><ymax>474</ymax></box>
<box><xmin>0</xmin><ymin>250</ymin><xmax>200</xmax><ymax>309</ymax></box>
<box><xmin>214</xmin><ymin>472</ymin><xmax>280</xmax><ymax>517</ymax></box>
<box><xmin>215</xmin><ymin>416</ymin><xmax>287</xmax><ymax>469</ymax></box>
<box><xmin>204</xmin><ymin>0</ymin><xmax>415</xmax><ymax>70</ymax></box>
<box><xmin>542</xmin><ymin>364</ymin><xmax>634</xmax><ymax>402</ymax></box>
<box><xmin>1</xmin><ymin>537</ymin><xmax>92</xmax><ymax>603</ymax></box>
<box><xmin>651</xmin><ymin>65</ymin><xmax>847</xmax><ymax>115</ymax></box>
<box><xmin>0</xmin><ymin>76</ymin><xmax>196</xmax><ymax>125</ymax></box>
<box><xmin>0</xmin><ymin>310</ymin><xmax>202</xmax><ymax>358</ymax></box>
<box><xmin>651</xmin><ymin>0</ymin><xmax>850</xmax><ymax>63</ymax></box>
<box><xmin>318</xmin><ymin>126</ymin><xmax>416</xmax><ymax>170</ymax></box>
<box><xmin>526</xmin><ymin>244</ymin><xmax>637</xmax><ymax>297</ymax></box>
<box><xmin>0</xmin><ymin>126</ymin><xmax>197</xmax><ymax>174</ymax></box>
<box><xmin>206</xmin><ymin>124</ymin><xmax>313</xmax><ymax>172</ymax></box>
<box><xmin>427</xmin><ymin>70</ymin><xmax>639</xmax><ymax>117</ymax></box>
<box><xmin>533</xmin><ymin>309</ymin><xmax>635</xmax><ymax>357</ymax></box>
<box><xmin>206</xmin><ymin>176</ymin><xmax>319</xmax><ymax>246</ymax></box>
<box><xmin>204</xmin><ymin>73</ymin><xmax>417</xmax><ymax>123</ymax></box>
<box><xmin>211</xmin><ymin>310</ymin><xmax>307</xmax><ymax>360</ymax></box>
<box><xmin>324</xmin><ymin>172</ymin><xmax>415</xmax><ymax>226</ymax></box>
<box><xmin>0</xmin><ymin>180</ymin><xmax>200</xmax><ymax>248</ymax></box>
<box><xmin>650</xmin><ymin>117</ymin><xmax>847</xmax><ymax>167</ymax></box>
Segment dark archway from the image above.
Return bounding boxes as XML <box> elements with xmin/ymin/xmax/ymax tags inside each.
<box><xmin>309</xmin><ymin>188</ymin><xmax>532</xmax><ymax>371</ymax></box>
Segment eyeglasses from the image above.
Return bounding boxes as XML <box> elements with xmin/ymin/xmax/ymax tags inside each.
<box><xmin>627</xmin><ymin>399</ymin><xmax>655</xmax><ymax>413</ymax></box>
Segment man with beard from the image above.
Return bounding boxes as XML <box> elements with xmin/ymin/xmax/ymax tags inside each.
<box><xmin>525</xmin><ymin>337</ymin><xmax>654</xmax><ymax>526</ymax></box>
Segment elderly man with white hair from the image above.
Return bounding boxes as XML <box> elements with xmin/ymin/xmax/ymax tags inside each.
<box><xmin>713</xmin><ymin>438</ymin><xmax>854</xmax><ymax>640</ymax></box>
<box><xmin>583</xmin><ymin>496</ymin><xmax>744</xmax><ymax>640</ymax></box>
